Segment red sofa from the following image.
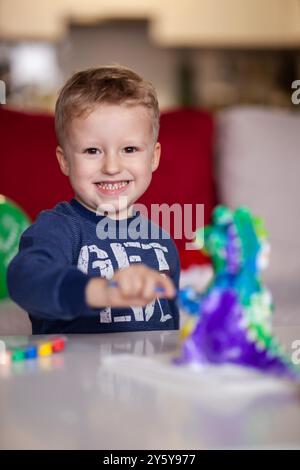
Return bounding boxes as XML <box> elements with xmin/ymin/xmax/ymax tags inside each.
<box><xmin>0</xmin><ymin>106</ymin><xmax>216</xmax><ymax>269</ymax></box>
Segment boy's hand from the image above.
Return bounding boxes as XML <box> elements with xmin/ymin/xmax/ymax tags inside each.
<box><xmin>85</xmin><ymin>264</ymin><xmax>176</xmax><ymax>308</ymax></box>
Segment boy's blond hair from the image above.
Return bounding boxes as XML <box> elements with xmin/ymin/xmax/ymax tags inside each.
<box><xmin>55</xmin><ymin>64</ymin><xmax>160</xmax><ymax>147</ymax></box>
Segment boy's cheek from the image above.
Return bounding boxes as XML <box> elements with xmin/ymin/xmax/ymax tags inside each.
<box><xmin>68</xmin><ymin>173</ymin><xmax>88</xmax><ymax>194</ymax></box>
<box><xmin>141</xmin><ymin>171</ymin><xmax>153</xmax><ymax>188</ymax></box>
<box><xmin>70</xmin><ymin>164</ymin><xmax>93</xmax><ymax>181</ymax></box>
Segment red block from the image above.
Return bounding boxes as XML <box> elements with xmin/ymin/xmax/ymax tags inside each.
<box><xmin>51</xmin><ymin>337</ymin><xmax>65</xmax><ymax>353</ymax></box>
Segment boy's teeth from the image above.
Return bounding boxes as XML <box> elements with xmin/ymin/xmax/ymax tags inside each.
<box><xmin>97</xmin><ymin>181</ymin><xmax>129</xmax><ymax>190</ymax></box>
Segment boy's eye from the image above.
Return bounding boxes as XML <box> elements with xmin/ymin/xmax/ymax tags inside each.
<box><xmin>124</xmin><ymin>146</ymin><xmax>138</xmax><ymax>153</ymax></box>
<box><xmin>84</xmin><ymin>148</ymin><xmax>101</xmax><ymax>155</ymax></box>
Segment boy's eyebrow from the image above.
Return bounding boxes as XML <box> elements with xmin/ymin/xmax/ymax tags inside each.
<box><xmin>122</xmin><ymin>140</ymin><xmax>147</xmax><ymax>146</ymax></box>
<box><xmin>82</xmin><ymin>139</ymin><xmax>148</xmax><ymax>147</ymax></box>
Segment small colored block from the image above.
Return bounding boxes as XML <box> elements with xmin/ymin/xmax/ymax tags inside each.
<box><xmin>38</xmin><ymin>342</ymin><xmax>53</xmax><ymax>357</ymax></box>
<box><xmin>24</xmin><ymin>345</ymin><xmax>38</xmax><ymax>359</ymax></box>
<box><xmin>12</xmin><ymin>348</ymin><xmax>25</xmax><ymax>362</ymax></box>
<box><xmin>0</xmin><ymin>350</ymin><xmax>11</xmax><ymax>366</ymax></box>
<box><xmin>4</xmin><ymin>350</ymin><xmax>12</xmax><ymax>366</ymax></box>
<box><xmin>0</xmin><ymin>340</ymin><xmax>6</xmax><ymax>365</ymax></box>
<box><xmin>51</xmin><ymin>337</ymin><xmax>65</xmax><ymax>353</ymax></box>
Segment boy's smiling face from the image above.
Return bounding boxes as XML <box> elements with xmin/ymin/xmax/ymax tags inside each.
<box><xmin>56</xmin><ymin>103</ymin><xmax>160</xmax><ymax>219</ymax></box>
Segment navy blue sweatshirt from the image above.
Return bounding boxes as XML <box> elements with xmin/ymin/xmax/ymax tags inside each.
<box><xmin>7</xmin><ymin>199</ymin><xmax>180</xmax><ymax>334</ymax></box>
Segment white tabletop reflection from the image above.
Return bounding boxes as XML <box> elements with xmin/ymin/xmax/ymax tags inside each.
<box><xmin>0</xmin><ymin>329</ymin><xmax>300</xmax><ymax>450</ymax></box>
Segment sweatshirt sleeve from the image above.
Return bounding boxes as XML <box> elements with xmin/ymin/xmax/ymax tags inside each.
<box><xmin>7</xmin><ymin>210</ymin><xmax>99</xmax><ymax>320</ymax></box>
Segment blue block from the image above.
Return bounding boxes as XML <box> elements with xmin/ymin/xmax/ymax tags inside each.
<box><xmin>24</xmin><ymin>345</ymin><xmax>38</xmax><ymax>359</ymax></box>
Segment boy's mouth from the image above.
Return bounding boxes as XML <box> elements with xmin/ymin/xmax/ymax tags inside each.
<box><xmin>95</xmin><ymin>180</ymin><xmax>131</xmax><ymax>194</ymax></box>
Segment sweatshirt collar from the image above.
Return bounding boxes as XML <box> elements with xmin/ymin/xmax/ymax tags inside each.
<box><xmin>70</xmin><ymin>198</ymin><xmax>140</xmax><ymax>224</ymax></box>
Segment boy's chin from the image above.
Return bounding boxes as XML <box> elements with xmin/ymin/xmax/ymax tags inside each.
<box><xmin>95</xmin><ymin>204</ymin><xmax>134</xmax><ymax>219</ymax></box>
<box><xmin>95</xmin><ymin>197</ymin><xmax>137</xmax><ymax>218</ymax></box>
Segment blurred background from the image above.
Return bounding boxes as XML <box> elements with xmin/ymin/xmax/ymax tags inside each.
<box><xmin>0</xmin><ymin>0</ymin><xmax>300</xmax><ymax>334</ymax></box>
<box><xmin>0</xmin><ymin>0</ymin><xmax>300</xmax><ymax>111</ymax></box>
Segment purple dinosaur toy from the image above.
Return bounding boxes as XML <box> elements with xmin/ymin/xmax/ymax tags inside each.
<box><xmin>176</xmin><ymin>206</ymin><xmax>299</xmax><ymax>380</ymax></box>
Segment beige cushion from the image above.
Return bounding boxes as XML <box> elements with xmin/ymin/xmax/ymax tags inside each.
<box><xmin>217</xmin><ymin>106</ymin><xmax>300</xmax><ymax>324</ymax></box>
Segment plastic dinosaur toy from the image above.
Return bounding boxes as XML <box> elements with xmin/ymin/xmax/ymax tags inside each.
<box><xmin>177</xmin><ymin>205</ymin><xmax>299</xmax><ymax>379</ymax></box>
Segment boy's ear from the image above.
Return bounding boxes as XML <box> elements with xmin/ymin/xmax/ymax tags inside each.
<box><xmin>151</xmin><ymin>142</ymin><xmax>161</xmax><ymax>172</ymax></box>
<box><xmin>56</xmin><ymin>146</ymin><xmax>70</xmax><ymax>176</ymax></box>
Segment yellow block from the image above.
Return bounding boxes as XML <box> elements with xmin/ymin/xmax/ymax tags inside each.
<box><xmin>38</xmin><ymin>342</ymin><xmax>53</xmax><ymax>357</ymax></box>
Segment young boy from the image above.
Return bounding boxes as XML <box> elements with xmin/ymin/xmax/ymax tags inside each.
<box><xmin>7</xmin><ymin>65</ymin><xmax>180</xmax><ymax>334</ymax></box>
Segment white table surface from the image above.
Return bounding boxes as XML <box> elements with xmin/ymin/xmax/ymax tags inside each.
<box><xmin>1</xmin><ymin>329</ymin><xmax>300</xmax><ymax>450</ymax></box>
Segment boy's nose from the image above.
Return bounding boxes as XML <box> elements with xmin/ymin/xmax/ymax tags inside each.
<box><xmin>101</xmin><ymin>153</ymin><xmax>122</xmax><ymax>175</ymax></box>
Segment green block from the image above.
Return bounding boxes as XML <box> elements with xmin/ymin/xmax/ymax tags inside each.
<box><xmin>12</xmin><ymin>348</ymin><xmax>25</xmax><ymax>362</ymax></box>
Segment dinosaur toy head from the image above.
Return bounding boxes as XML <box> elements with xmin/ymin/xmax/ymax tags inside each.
<box><xmin>197</xmin><ymin>205</ymin><xmax>270</xmax><ymax>276</ymax></box>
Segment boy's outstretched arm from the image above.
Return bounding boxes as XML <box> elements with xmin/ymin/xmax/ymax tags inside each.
<box><xmin>7</xmin><ymin>215</ymin><xmax>96</xmax><ymax>321</ymax></box>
